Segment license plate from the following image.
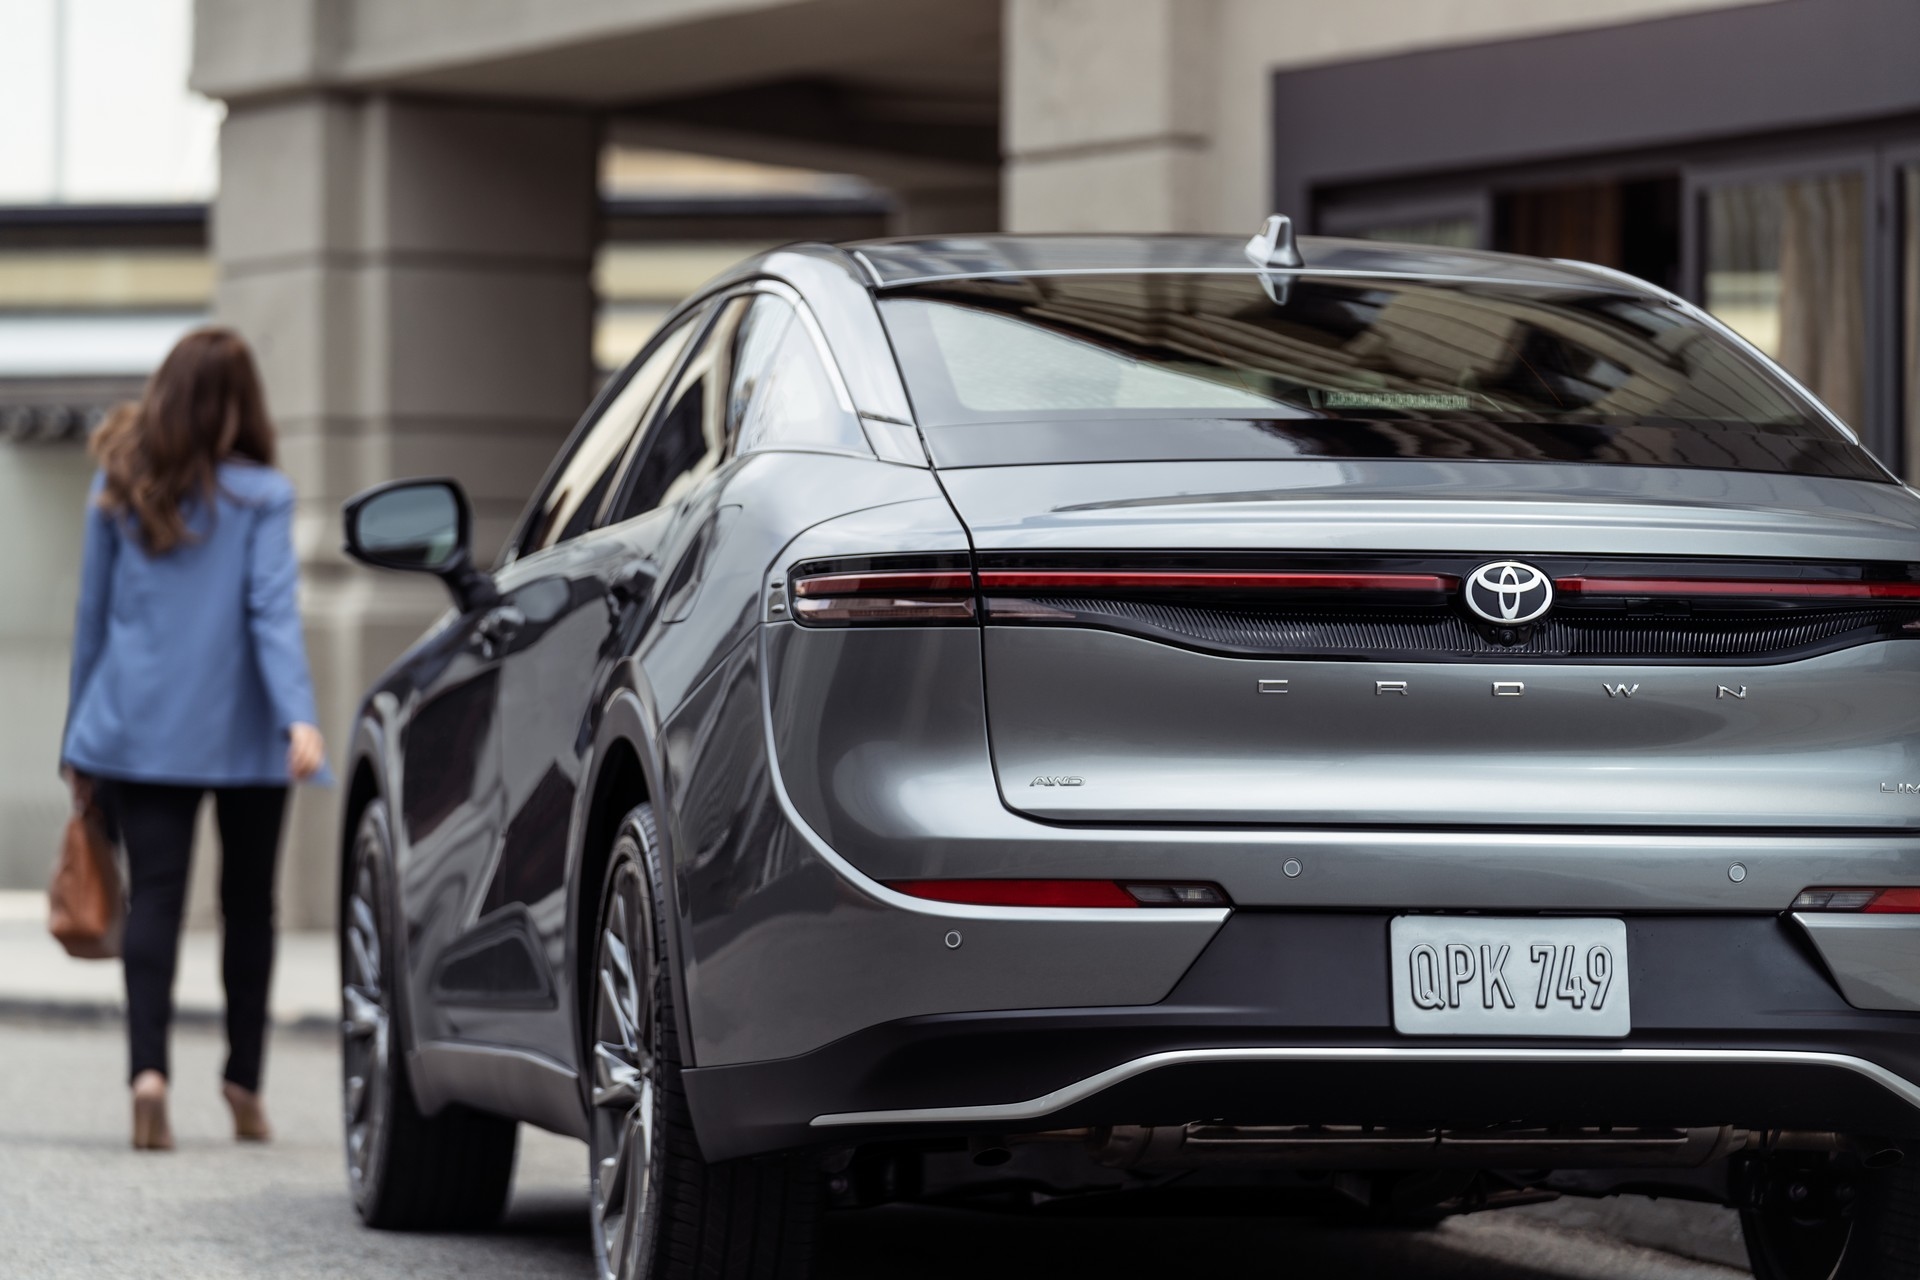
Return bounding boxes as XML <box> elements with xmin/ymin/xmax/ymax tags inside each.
<box><xmin>1390</xmin><ymin>917</ymin><xmax>1630</xmax><ymax>1037</ymax></box>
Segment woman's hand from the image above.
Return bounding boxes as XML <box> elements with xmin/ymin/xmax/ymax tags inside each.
<box><xmin>287</xmin><ymin>723</ymin><xmax>325</xmax><ymax>781</ymax></box>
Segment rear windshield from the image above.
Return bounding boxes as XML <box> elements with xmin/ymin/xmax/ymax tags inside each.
<box><xmin>877</xmin><ymin>273</ymin><xmax>1885</xmax><ymax>480</ymax></box>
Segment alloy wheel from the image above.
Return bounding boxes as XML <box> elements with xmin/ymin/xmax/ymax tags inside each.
<box><xmin>590</xmin><ymin>854</ymin><xmax>659</xmax><ymax>1280</ymax></box>
<box><xmin>342</xmin><ymin>833</ymin><xmax>393</xmax><ymax>1206</ymax></box>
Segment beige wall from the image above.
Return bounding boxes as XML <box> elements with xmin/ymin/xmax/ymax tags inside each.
<box><xmin>1004</xmin><ymin>0</ymin><xmax>1779</xmax><ymax>234</ymax></box>
<box><xmin>0</xmin><ymin>447</ymin><xmax>96</xmax><ymax>889</ymax></box>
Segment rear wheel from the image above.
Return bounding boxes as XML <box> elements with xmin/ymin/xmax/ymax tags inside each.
<box><xmin>342</xmin><ymin>798</ymin><xmax>518</xmax><ymax>1230</ymax></box>
<box><xmin>587</xmin><ymin>805</ymin><xmax>819</xmax><ymax>1280</ymax></box>
<box><xmin>1742</xmin><ymin>1155</ymin><xmax>1920</xmax><ymax>1279</ymax></box>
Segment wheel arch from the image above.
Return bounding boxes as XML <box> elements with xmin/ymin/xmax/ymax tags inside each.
<box><xmin>570</xmin><ymin>687</ymin><xmax>697</xmax><ymax>1097</ymax></box>
<box><xmin>338</xmin><ymin>753</ymin><xmax>382</xmax><ymax>933</ymax></box>
<box><xmin>337</xmin><ymin>711</ymin><xmax>436</xmax><ymax>1102</ymax></box>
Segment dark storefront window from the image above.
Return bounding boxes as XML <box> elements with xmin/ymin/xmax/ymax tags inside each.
<box><xmin>1349</xmin><ymin>218</ymin><xmax>1478</xmax><ymax>249</ymax></box>
<box><xmin>1702</xmin><ymin>172</ymin><xmax>1867</xmax><ymax>429</ymax></box>
<box><xmin>1318</xmin><ymin>142</ymin><xmax>1919</xmax><ymax>480</ymax></box>
<box><xmin>1906</xmin><ymin>166</ymin><xmax>1920</xmax><ymax>482</ymax></box>
<box><xmin>1320</xmin><ymin>195</ymin><xmax>1486</xmax><ymax>253</ymax></box>
<box><xmin>1497</xmin><ymin>178</ymin><xmax>1682</xmax><ymax>296</ymax></box>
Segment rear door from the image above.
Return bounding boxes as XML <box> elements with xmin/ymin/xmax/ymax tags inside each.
<box><xmin>473</xmin><ymin>293</ymin><xmax>756</xmax><ymax>1064</ymax></box>
<box><xmin>422</xmin><ymin>306</ymin><xmax>706</xmax><ymax>1058</ymax></box>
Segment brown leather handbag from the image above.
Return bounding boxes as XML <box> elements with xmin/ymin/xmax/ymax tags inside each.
<box><xmin>48</xmin><ymin>779</ymin><xmax>123</xmax><ymax>960</ymax></box>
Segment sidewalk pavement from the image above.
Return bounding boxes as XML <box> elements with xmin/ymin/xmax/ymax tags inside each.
<box><xmin>0</xmin><ymin>890</ymin><xmax>336</xmax><ymax>1032</ymax></box>
<box><xmin>0</xmin><ymin>893</ymin><xmax>1754</xmax><ymax>1271</ymax></box>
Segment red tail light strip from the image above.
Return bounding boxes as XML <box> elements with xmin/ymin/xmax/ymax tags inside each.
<box><xmin>891</xmin><ymin>879</ymin><xmax>1136</xmax><ymax>908</ymax></box>
<box><xmin>887</xmin><ymin>879</ymin><xmax>1231</xmax><ymax>908</ymax></box>
<box><xmin>1796</xmin><ymin>887</ymin><xmax>1920</xmax><ymax>914</ymax></box>
<box><xmin>976</xmin><ymin>570</ymin><xmax>1454</xmax><ymax>593</ymax></box>
<box><xmin>1560</xmin><ymin>577</ymin><xmax>1920</xmax><ymax>600</ymax></box>
<box><xmin>792</xmin><ymin>570</ymin><xmax>974</xmax><ymax>598</ymax></box>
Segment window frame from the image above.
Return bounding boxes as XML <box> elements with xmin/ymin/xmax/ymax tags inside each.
<box><xmin>598</xmin><ymin>279</ymin><xmax>868</xmax><ymax>530</ymax></box>
<box><xmin>599</xmin><ymin>290</ymin><xmax>752</xmax><ymax>530</ymax></box>
<box><xmin>724</xmin><ymin>280</ymin><xmax>869</xmax><ymax>463</ymax></box>
<box><xmin>500</xmin><ymin>297</ymin><xmax>713</xmax><ymax>566</ymax></box>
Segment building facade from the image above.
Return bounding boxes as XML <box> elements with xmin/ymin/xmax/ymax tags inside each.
<box><xmin>186</xmin><ymin>0</ymin><xmax>1920</xmax><ymax>925</ymax></box>
<box><xmin>0</xmin><ymin>0</ymin><xmax>218</xmax><ymax>889</ymax></box>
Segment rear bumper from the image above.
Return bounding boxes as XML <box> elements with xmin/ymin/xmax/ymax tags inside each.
<box><xmin>683</xmin><ymin>912</ymin><xmax>1920</xmax><ymax>1159</ymax></box>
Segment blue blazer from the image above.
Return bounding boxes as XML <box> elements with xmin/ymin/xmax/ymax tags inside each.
<box><xmin>63</xmin><ymin>462</ymin><xmax>328</xmax><ymax>787</ymax></box>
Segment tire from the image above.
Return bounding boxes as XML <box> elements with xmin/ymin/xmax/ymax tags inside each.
<box><xmin>342</xmin><ymin>797</ymin><xmax>518</xmax><ymax>1230</ymax></box>
<box><xmin>1743</xmin><ymin>1155</ymin><xmax>1920</xmax><ymax>1279</ymax></box>
<box><xmin>587</xmin><ymin>804</ymin><xmax>820</xmax><ymax>1280</ymax></box>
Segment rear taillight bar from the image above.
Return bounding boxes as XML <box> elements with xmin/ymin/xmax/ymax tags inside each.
<box><xmin>789</xmin><ymin>567</ymin><xmax>975</xmax><ymax>626</ymax></box>
<box><xmin>1793</xmin><ymin>887</ymin><xmax>1920</xmax><ymax>913</ymax></box>
<box><xmin>792</xmin><ymin>570</ymin><xmax>974</xmax><ymax>597</ymax></box>
<box><xmin>1561</xmin><ymin>577</ymin><xmax>1920</xmax><ymax>600</ymax></box>
<box><xmin>793</xmin><ymin>597</ymin><xmax>975</xmax><ymax>624</ymax></box>
<box><xmin>977</xmin><ymin>570</ymin><xmax>1454</xmax><ymax>593</ymax></box>
<box><xmin>888</xmin><ymin>879</ymin><xmax>1231</xmax><ymax>908</ymax></box>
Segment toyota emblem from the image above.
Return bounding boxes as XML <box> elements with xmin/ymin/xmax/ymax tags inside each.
<box><xmin>1464</xmin><ymin>561</ymin><xmax>1553</xmax><ymax>624</ymax></box>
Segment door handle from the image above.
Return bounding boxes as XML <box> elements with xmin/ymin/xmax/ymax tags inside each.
<box><xmin>607</xmin><ymin>561</ymin><xmax>652</xmax><ymax>610</ymax></box>
<box><xmin>470</xmin><ymin>605</ymin><xmax>525</xmax><ymax>658</ymax></box>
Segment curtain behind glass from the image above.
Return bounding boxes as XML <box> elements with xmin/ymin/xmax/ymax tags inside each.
<box><xmin>1503</xmin><ymin>181</ymin><xmax>1622</xmax><ymax>265</ymax></box>
<box><xmin>1706</xmin><ymin>174</ymin><xmax>1865</xmax><ymax>426</ymax></box>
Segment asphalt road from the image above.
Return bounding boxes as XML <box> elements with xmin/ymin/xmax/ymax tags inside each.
<box><xmin>0</xmin><ymin>1018</ymin><xmax>1751</xmax><ymax>1279</ymax></box>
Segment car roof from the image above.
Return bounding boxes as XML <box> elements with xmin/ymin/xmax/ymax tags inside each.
<box><xmin>840</xmin><ymin>233</ymin><xmax>1641</xmax><ymax>293</ymax></box>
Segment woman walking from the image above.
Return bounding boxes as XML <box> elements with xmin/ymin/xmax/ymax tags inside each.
<box><xmin>61</xmin><ymin>328</ymin><xmax>327</xmax><ymax>1151</ymax></box>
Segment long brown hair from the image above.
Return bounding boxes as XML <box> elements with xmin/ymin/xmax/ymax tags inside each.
<box><xmin>91</xmin><ymin>327</ymin><xmax>277</xmax><ymax>554</ymax></box>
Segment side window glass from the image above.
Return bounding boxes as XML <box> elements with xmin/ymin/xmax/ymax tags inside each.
<box><xmin>518</xmin><ymin>313</ymin><xmax>699</xmax><ymax>554</ymax></box>
<box><xmin>729</xmin><ymin>295</ymin><xmax>869</xmax><ymax>457</ymax></box>
<box><xmin>614</xmin><ymin>295</ymin><xmax>750</xmax><ymax>522</ymax></box>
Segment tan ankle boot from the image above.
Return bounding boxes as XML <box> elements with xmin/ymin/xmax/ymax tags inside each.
<box><xmin>222</xmin><ymin>1080</ymin><xmax>271</xmax><ymax>1142</ymax></box>
<box><xmin>132</xmin><ymin>1071</ymin><xmax>173</xmax><ymax>1151</ymax></box>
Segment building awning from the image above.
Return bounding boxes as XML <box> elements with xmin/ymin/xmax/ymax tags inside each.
<box><xmin>0</xmin><ymin>311</ymin><xmax>205</xmax><ymax>443</ymax></box>
<box><xmin>0</xmin><ymin>312</ymin><xmax>205</xmax><ymax>379</ymax></box>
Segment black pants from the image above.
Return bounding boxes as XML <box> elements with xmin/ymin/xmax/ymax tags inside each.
<box><xmin>107</xmin><ymin>782</ymin><xmax>287</xmax><ymax>1091</ymax></box>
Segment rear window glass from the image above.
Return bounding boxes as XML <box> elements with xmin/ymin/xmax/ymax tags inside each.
<box><xmin>877</xmin><ymin>273</ymin><xmax>1885</xmax><ymax>480</ymax></box>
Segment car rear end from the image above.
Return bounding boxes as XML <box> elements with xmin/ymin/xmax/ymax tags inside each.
<box><xmin>697</xmin><ymin>241</ymin><xmax>1920</xmax><ymax>1235</ymax></box>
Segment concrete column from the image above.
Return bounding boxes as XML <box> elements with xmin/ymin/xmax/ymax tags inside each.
<box><xmin>888</xmin><ymin>184</ymin><xmax>1003</xmax><ymax>236</ymax></box>
<box><xmin>207</xmin><ymin>94</ymin><xmax>597</xmax><ymax>929</ymax></box>
<box><xmin>1003</xmin><ymin>0</ymin><xmax>1219</xmax><ymax>232</ymax></box>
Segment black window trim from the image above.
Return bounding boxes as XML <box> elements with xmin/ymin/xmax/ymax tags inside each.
<box><xmin>598</xmin><ymin>288</ymin><xmax>753</xmax><ymax>532</ymax></box>
<box><xmin>503</xmin><ymin>273</ymin><xmax>882</xmax><ymax>563</ymax></box>
<box><xmin>725</xmin><ymin>280</ymin><xmax>873</xmax><ymax>464</ymax></box>
<box><xmin>499</xmin><ymin>292</ymin><xmax>717</xmax><ymax>567</ymax></box>
<box><xmin>598</xmin><ymin>279</ymin><xmax>874</xmax><ymax>532</ymax></box>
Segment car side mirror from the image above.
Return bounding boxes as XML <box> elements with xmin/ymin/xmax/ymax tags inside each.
<box><xmin>343</xmin><ymin>478</ymin><xmax>500</xmax><ymax>612</ymax></box>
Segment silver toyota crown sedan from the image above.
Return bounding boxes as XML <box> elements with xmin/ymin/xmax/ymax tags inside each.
<box><xmin>336</xmin><ymin>220</ymin><xmax>1920</xmax><ymax>1280</ymax></box>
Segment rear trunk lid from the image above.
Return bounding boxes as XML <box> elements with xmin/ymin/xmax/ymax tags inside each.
<box><xmin>943</xmin><ymin>460</ymin><xmax>1920</xmax><ymax>829</ymax></box>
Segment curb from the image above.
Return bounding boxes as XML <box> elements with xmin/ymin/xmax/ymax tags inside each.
<box><xmin>0</xmin><ymin>995</ymin><xmax>338</xmax><ymax>1037</ymax></box>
